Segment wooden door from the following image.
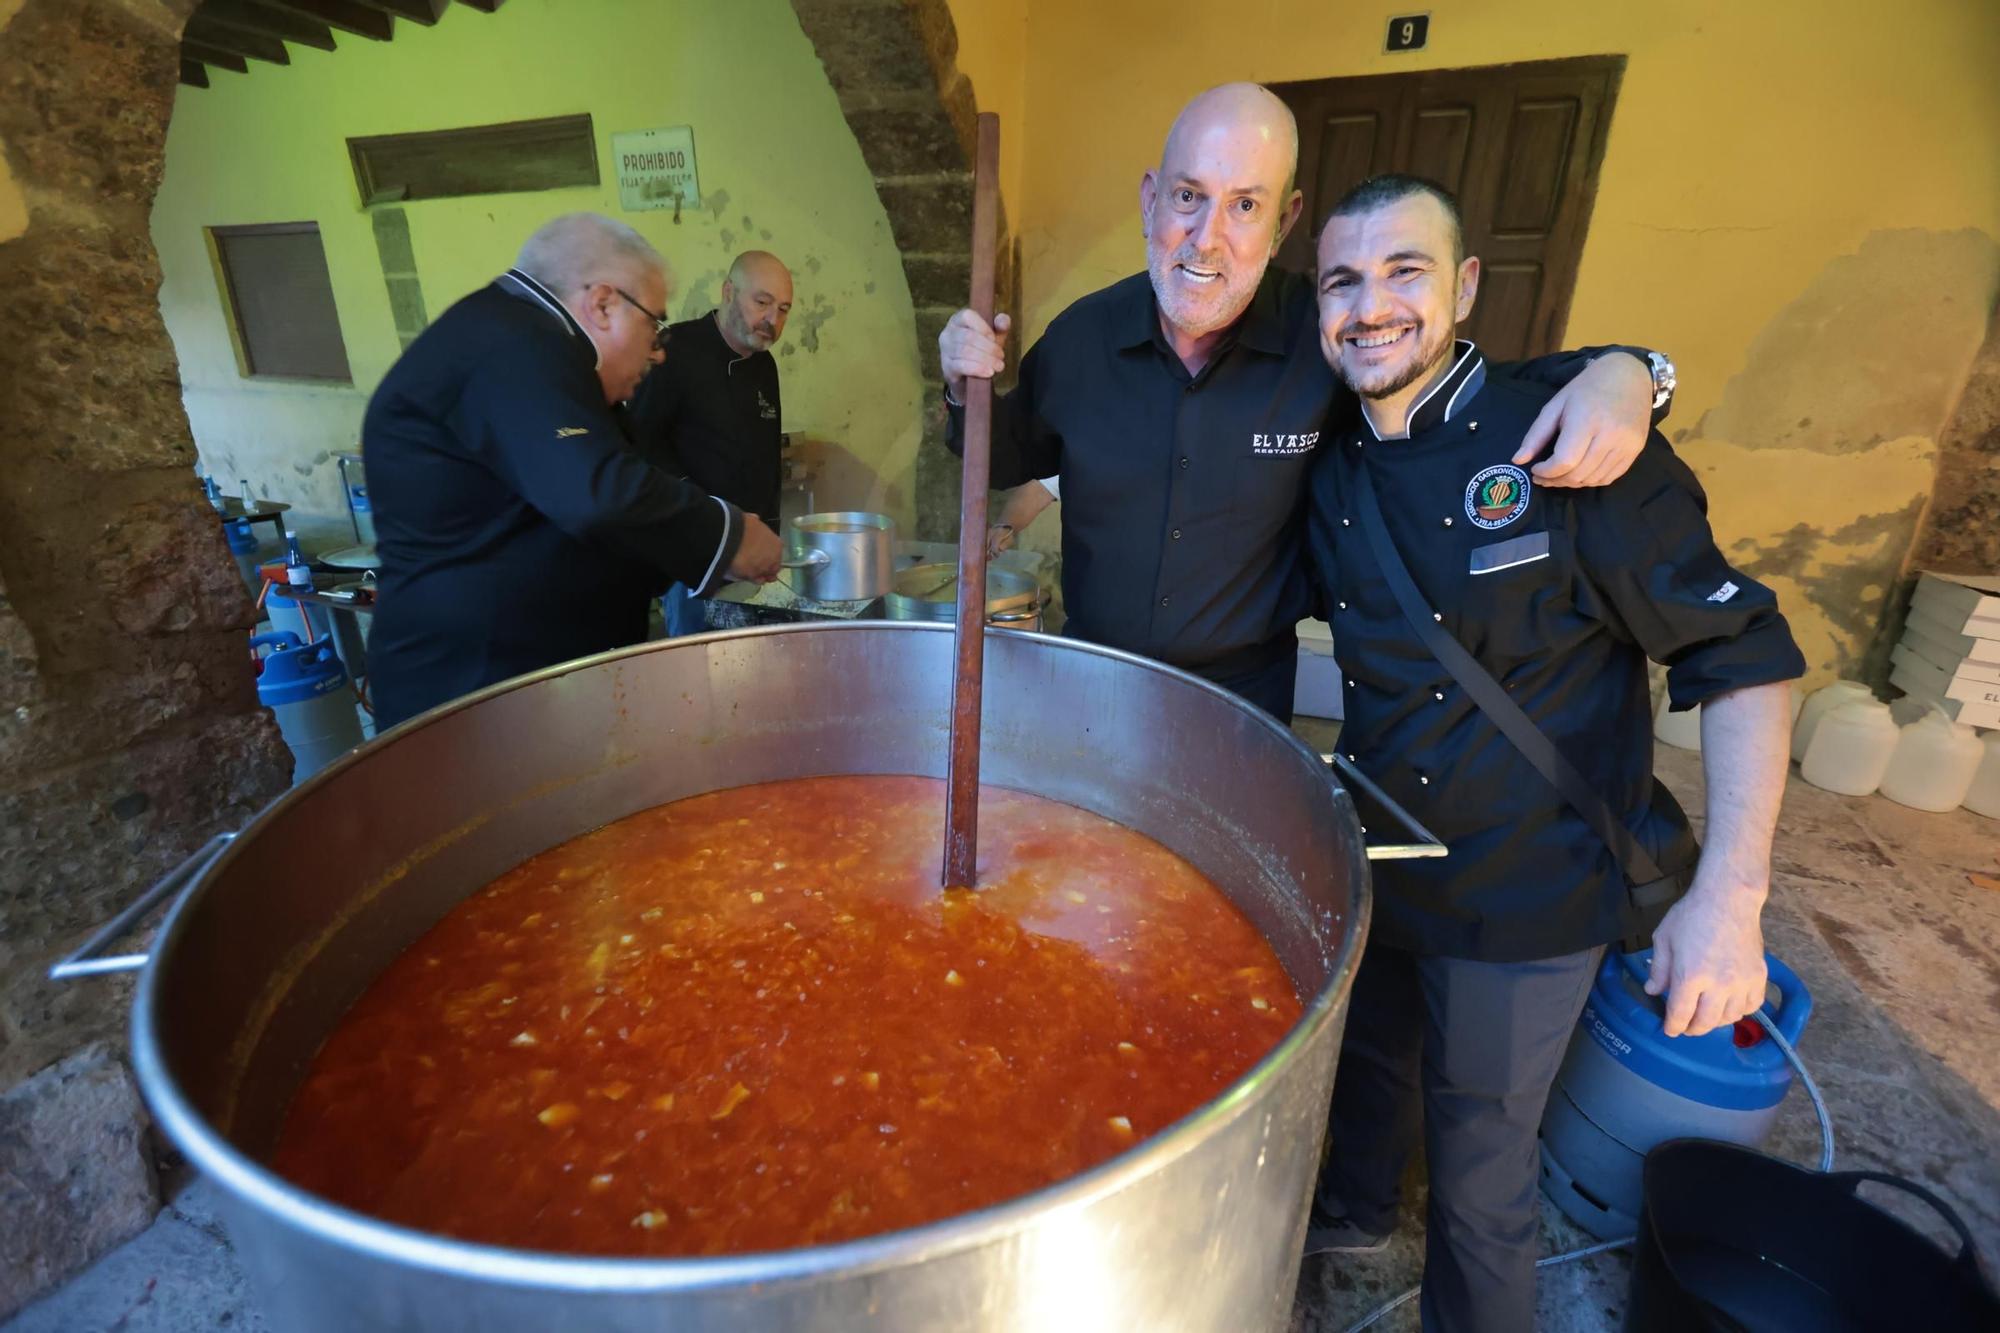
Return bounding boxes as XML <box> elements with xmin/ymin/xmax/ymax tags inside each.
<box><xmin>1272</xmin><ymin>57</ymin><xmax>1623</xmax><ymax>361</ymax></box>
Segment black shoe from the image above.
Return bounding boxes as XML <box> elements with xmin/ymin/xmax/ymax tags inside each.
<box><xmin>1304</xmin><ymin>1194</ymin><xmax>1390</xmax><ymax>1255</ymax></box>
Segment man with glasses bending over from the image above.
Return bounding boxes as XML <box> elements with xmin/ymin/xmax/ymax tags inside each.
<box><xmin>364</xmin><ymin>212</ymin><xmax>784</xmax><ymax>731</ymax></box>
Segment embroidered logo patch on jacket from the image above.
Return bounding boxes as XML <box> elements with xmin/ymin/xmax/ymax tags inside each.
<box><xmin>1465</xmin><ymin>464</ymin><xmax>1531</xmax><ymax>529</ymax></box>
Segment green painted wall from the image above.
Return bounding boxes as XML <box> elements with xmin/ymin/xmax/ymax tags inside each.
<box><xmin>152</xmin><ymin>0</ymin><xmax>924</xmax><ymax>548</ymax></box>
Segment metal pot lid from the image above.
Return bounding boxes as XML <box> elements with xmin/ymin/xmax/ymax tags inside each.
<box><xmin>319</xmin><ymin>543</ymin><xmax>378</xmax><ymax>570</ymax></box>
<box><xmin>889</xmin><ymin>562</ymin><xmax>1038</xmax><ymax>609</ymax></box>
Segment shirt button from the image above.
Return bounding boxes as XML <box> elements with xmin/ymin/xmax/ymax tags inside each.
<box><xmin>1337</xmin><ymin>601</ymin><xmax>1348</xmax><ymax>611</ymax></box>
<box><xmin>1171</xmin><ymin>528</ymin><xmax>1182</xmax><ymax>540</ymax></box>
<box><xmin>1342</xmin><ymin>518</ymin><xmax>1351</xmax><ymax>527</ymax></box>
<box><xmin>1179</xmin><ymin>457</ymin><xmax>1190</xmax><ymax>469</ymax></box>
<box><xmin>1419</xmin><ymin>775</ymin><xmax>1430</xmax><ymax>785</ymax></box>
<box><xmin>1160</xmin><ymin>596</ymin><xmax>1170</xmax><ymax>607</ymax></box>
<box><xmin>1434</xmin><ymin>691</ymin><xmax>1445</xmax><ymax>701</ymax></box>
<box><xmin>1432</xmin><ymin>613</ymin><xmax>1443</xmax><ymax>623</ymax></box>
<box><xmin>1345</xmin><ymin>679</ymin><xmax>1355</xmax><ymax>688</ymax></box>
<box><xmin>1468</xmin><ymin>421</ymin><xmax>1479</xmax><ymax>432</ymax></box>
<box><xmin>1443</xmin><ymin>517</ymin><xmax>1454</xmax><ymax>527</ymax></box>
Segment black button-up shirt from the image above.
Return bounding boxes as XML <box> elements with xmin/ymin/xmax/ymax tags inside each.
<box><xmin>951</xmin><ymin>269</ymin><xmax>1636</xmax><ymax>680</ymax></box>
<box><xmin>365</xmin><ymin>270</ymin><xmax>743</xmax><ymax>731</ymax></box>
<box><xmin>628</xmin><ymin>313</ymin><xmax>784</xmax><ymax>528</ymax></box>
<box><xmin>1306</xmin><ymin>342</ymin><xmax>1805</xmax><ymax>962</ymax></box>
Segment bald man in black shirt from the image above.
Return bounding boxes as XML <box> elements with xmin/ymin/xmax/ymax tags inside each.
<box><xmin>629</xmin><ymin>251</ymin><xmax>794</xmax><ymax>635</ymax></box>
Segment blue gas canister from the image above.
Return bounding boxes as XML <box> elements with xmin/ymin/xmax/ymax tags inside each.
<box><xmin>1539</xmin><ymin>949</ymin><xmax>1812</xmax><ymax>1240</ymax></box>
<box><xmin>224</xmin><ymin>518</ymin><xmax>260</xmax><ymax>599</ymax></box>
<box><xmin>253</xmin><ymin>631</ymin><xmax>362</xmax><ymax>783</ymax></box>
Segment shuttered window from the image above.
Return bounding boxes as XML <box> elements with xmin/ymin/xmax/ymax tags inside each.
<box><xmin>210</xmin><ymin>222</ymin><xmax>353</xmax><ymax>383</ymax></box>
<box><xmin>347</xmin><ymin>114</ymin><xmax>599</xmax><ymax>205</ymax></box>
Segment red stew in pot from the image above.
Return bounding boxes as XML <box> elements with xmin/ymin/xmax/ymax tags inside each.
<box><xmin>272</xmin><ymin>776</ymin><xmax>1301</xmax><ymax>1256</ymax></box>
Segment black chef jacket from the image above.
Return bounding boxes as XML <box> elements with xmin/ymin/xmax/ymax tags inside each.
<box><xmin>627</xmin><ymin>313</ymin><xmax>783</xmax><ymax>528</ymax></box>
<box><xmin>948</xmin><ymin>269</ymin><xmax>1650</xmax><ymax>681</ymax></box>
<box><xmin>365</xmin><ymin>269</ymin><xmax>744</xmax><ymax>731</ymax></box>
<box><xmin>1306</xmin><ymin>342</ymin><xmax>1805</xmax><ymax>962</ymax></box>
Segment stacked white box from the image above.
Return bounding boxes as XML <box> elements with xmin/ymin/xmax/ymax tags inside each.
<box><xmin>1890</xmin><ymin>573</ymin><xmax>2000</xmax><ymax>730</ymax></box>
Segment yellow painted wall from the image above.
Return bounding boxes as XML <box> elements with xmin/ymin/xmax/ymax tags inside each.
<box><xmin>942</xmin><ymin>0</ymin><xmax>1027</xmax><ymax>232</ymax></box>
<box><xmin>152</xmin><ymin>0</ymin><xmax>925</xmax><ymax>547</ymax></box>
<box><xmin>991</xmin><ymin>0</ymin><xmax>2000</xmax><ymax>679</ymax></box>
<box><xmin>0</xmin><ymin>0</ymin><xmax>28</xmax><ymax>244</ymax></box>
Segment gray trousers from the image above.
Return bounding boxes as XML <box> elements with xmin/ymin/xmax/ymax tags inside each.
<box><xmin>1320</xmin><ymin>943</ymin><xmax>1602</xmax><ymax>1333</ymax></box>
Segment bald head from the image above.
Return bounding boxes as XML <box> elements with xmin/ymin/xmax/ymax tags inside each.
<box><xmin>1159</xmin><ymin>82</ymin><xmax>1299</xmax><ymax>194</ymax></box>
<box><xmin>1141</xmin><ymin>83</ymin><xmax>1306</xmax><ymax>346</ymax></box>
<box><xmin>719</xmin><ymin>250</ymin><xmax>794</xmax><ymax>355</ymax></box>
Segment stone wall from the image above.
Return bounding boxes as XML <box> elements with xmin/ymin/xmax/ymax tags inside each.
<box><xmin>0</xmin><ymin>0</ymin><xmax>291</xmax><ymax>1307</ymax></box>
<box><xmin>789</xmin><ymin>0</ymin><xmax>1021</xmax><ymax>541</ymax></box>
<box><xmin>1862</xmin><ymin>301</ymin><xmax>2000</xmax><ymax>682</ymax></box>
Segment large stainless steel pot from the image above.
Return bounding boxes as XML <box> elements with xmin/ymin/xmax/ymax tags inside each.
<box><xmin>781</xmin><ymin>511</ymin><xmax>895</xmax><ymax>601</ymax></box>
<box><xmin>79</xmin><ymin>624</ymin><xmax>1373</xmax><ymax>1332</ymax></box>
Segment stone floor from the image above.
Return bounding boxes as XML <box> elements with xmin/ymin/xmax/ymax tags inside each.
<box><xmin>7</xmin><ymin>748</ymin><xmax>1997</xmax><ymax>1332</ymax></box>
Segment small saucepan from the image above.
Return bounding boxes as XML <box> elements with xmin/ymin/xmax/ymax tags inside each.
<box><xmin>781</xmin><ymin>512</ymin><xmax>896</xmax><ymax>602</ymax></box>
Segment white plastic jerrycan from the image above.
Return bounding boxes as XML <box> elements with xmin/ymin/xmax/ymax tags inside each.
<box><xmin>1653</xmin><ymin>694</ymin><xmax>1702</xmax><ymax>751</ymax></box>
<box><xmin>1800</xmin><ymin>697</ymin><xmax>1899</xmax><ymax>797</ymax></box>
<box><xmin>1880</xmin><ymin>707</ymin><xmax>1984</xmax><ymax>812</ymax></box>
<box><xmin>1792</xmin><ymin>680</ymin><xmax>1874</xmax><ymax>763</ymax></box>
<box><xmin>1964</xmin><ymin>734</ymin><xmax>2000</xmax><ymax>820</ymax></box>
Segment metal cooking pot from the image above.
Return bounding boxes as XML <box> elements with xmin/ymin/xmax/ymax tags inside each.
<box><xmin>781</xmin><ymin>511</ymin><xmax>895</xmax><ymax>601</ymax></box>
<box><xmin>58</xmin><ymin>625</ymin><xmax>1384</xmax><ymax>1332</ymax></box>
<box><xmin>886</xmin><ymin>561</ymin><xmax>1043</xmax><ymax>630</ymax></box>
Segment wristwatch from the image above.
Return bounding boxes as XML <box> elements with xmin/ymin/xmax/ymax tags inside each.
<box><xmin>1646</xmin><ymin>351</ymin><xmax>1677</xmax><ymax>413</ymax></box>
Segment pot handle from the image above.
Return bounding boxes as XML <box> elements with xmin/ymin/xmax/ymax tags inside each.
<box><xmin>1828</xmin><ymin>1170</ymin><xmax>1984</xmax><ymax>1272</ymax></box>
<box><xmin>1324</xmin><ymin>753</ymin><xmax>1448</xmax><ymax>861</ymax></box>
<box><xmin>779</xmin><ymin>550</ymin><xmax>831</xmax><ymax>569</ymax></box>
<box><xmin>47</xmin><ymin>832</ymin><xmax>235</xmax><ymax>980</ymax></box>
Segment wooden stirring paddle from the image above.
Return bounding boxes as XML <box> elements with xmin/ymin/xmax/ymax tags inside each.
<box><xmin>942</xmin><ymin>112</ymin><xmax>1001</xmax><ymax>890</ymax></box>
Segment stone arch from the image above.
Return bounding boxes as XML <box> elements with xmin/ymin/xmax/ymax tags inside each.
<box><xmin>0</xmin><ymin>0</ymin><xmax>292</xmax><ymax>1097</ymax></box>
<box><xmin>788</xmin><ymin>0</ymin><xmax>1019</xmax><ymax>539</ymax></box>
<box><xmin>0</xmin><ymin>0</ymin><xmax>1009</xmax><ymax>1100</ymax></box>
<box><xmin>0</xmin><ymin>0</ymin><xmax>1012</xmax><ymax>1304</ymax></box>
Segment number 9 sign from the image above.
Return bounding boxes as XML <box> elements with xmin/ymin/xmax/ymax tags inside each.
<box><xmin>1385</xmin><ymin>13</ymin><xmax>1431</xmax><ymax>53</ymax></box>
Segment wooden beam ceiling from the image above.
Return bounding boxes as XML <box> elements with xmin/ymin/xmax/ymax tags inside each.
<box><xmin>200</xmin><ymin>0</ymin><xmax>338</xmax><ymax>52</ymax></box>
<box><xmin>181</xmin><ymin>39</ymin><xmax>249</xmax><ymax>74</ymax></box>
<box><xmin>184</xmin><ymin>16</ymin><xmax>293</xmax><ymax>64</ymax></box>
<box><xmin>258</xmin><ymin>0</ymin><xmax>391</xmax><ymax>41</ymax></box>
<box><xmin>349</xmin><ymin>0</ymin><xmax>448</xmax><ymax>25</ymax></box>
<box><xmin>180</xmin><ymin>0</ymin><xmax>498</xmax><ymax>88</ymax></box>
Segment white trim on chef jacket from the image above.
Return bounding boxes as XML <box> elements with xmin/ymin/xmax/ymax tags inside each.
<box><xmin>498</xmin><ymin>268</ymin><xmax>601</xmax><ymax>370</ymax></box>
<box><xmin>500</xmin><ymin>268</ymin><xmax>737</xmax><ymax>588</ymax></box>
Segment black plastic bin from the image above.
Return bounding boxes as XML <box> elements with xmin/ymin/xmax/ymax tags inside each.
<box><xmin>1627</xmin><ymin>1140</ymin><xmax>1997</xmax><ymax>1332</ymax></box>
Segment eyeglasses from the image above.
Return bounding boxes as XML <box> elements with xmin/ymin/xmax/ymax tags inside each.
<box><xmin>613</xmin><ymin>287</ymin><xmax>672</xmax><ymax>350</ymax></box>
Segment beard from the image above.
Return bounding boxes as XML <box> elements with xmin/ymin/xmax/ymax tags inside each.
<box><xmin>1331</xmin><ymin>315</ymin><xmax>1456</xmax><ymax>400</ymax></box>
<box><xmin>721</xmin><ymin>307</ymin><xmax>772</xmax><ymax>352</ymax></box>
<box><xmin>1146</xmin><ymin>236</ymin><xmax>1262</xmax><ymax>341</ymax></box>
